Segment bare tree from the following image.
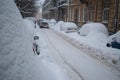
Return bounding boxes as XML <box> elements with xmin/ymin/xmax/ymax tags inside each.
<box><xmin>14</xmin><ymin>0</ymin><xmax>36</xmax><ymax>17</ymax></box>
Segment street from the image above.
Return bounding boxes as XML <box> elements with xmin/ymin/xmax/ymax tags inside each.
<box><xmin>38</xmin><ymin>29</ymin><xmax>120</xmax><ymax>80</ymax></box>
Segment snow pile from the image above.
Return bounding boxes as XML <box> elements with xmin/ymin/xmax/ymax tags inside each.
<box><xmin>78</xmin><ymin>23</ymin><xmax>109</xmax><ymax>36</ymax></box>
<box><xmin>49</xmin><ymin>19</ymin><xmax>57</xmax><ymax>28</ymax></box>
<box><xmin>50</xmin><ymin>19</ymin><xmax>57</xmax><ymax>23</ymax></box>
<box><xmin>0</xmin><ymin>1</ymin><xmax>59</xmax><ymax>80</ymax></box>
<box><xmin>25</xmin><ymin>17</ymin><xmax>36</xmax><ymax>22</ymax></box>
<box><xmin>52</xmin><ymin>22</ymin><xmax>120</xmax><ymax>71</ymax></box>
<box><xmin>42</xmin><ymin>19</ymin><xmax>49</xmax><ymax>23</ymax></box>
<box><xmin>24</xmin><ymin>18</ymin><xmax>35</xmax><ymax>32</ymax></box>
<box><xmin>54</xmin><ymin>21</ymin><xmax>65</xmax><ymax>31</ymax></box>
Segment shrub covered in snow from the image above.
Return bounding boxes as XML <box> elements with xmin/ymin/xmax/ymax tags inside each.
<box><xmin>78</xmin><ymin>23</ymin><xmax>109</xmax><ymax>36</ymax></box>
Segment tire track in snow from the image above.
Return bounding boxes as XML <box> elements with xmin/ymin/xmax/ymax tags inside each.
<box><xmin>42</xmin><ymin>29</ymin><xmax>84</xmax><ymax>80</ymax></box>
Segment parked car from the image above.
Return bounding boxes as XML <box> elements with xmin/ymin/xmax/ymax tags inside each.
<box><xmin>32</xmin><ymin>36</ymin><xmax>40</xmax><ymax>55</ymax></box>
<box><xmin>106</xmin><ymin>31</ymin><xmax>120</xmax><ymax>49</ymax></box>
<box><xmin>78</xmin><ymin>23</ymin><xmax>109</xmax><ymax>36</ymax></box>
<box><xmin>61</xmin><ymin>22</ymin><xmax>78</xmax><ymax>33</ymax></box>
<box><xmin>38</xmin><ymin>19</ymin><xmax>49</xmax><ymax>29</ymax></box>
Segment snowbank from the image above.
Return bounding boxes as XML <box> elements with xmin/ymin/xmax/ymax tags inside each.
<box><xmin>54</xmin><ymin>21</ymin><xmax>65</xmax><ymax>31</ymax></box>
<box><xmin>50</xmin><ymin>19</ymin><xmax>57</xmax><ymax>23</ymax></box>
<box><xmin>49</xmin><ymin>19</ymin><xmax>57</xmax><ymax>28</ymax></box>
<box><xmin>0</xmin><ymin>1</ymin><xmax>58</xmax><ymax>80</ymax></box>
<box><xmin>24</xmin><ymin>18</ymin><xmax>35</xmax><ymax>33</ymax></box>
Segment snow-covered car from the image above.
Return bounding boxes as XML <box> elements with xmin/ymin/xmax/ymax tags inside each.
<box><xmin>50</xmin><ymin>19</ymin><xmax>56</xmax><ymax>25</ymax></box>
<box><xmin>39</xmin><ymin>21</ymin><xmax>49</xmax><ymax>29</ymax></box>
<box><xmin>78</xmin><ymin>23</ymin><xmax>109</xmax><ymax>36</ymax></box>
<box><xmin>61</xmin><ymin>22</ymin><xmax>78</xmax><ymax>32</ymax></box>
<box><xmin>38</xmin><ymin>19</ymin><xmax>49</xmax><ymax>29</ymax></box>
<box><xmin>106</xmin><ymin>31</ymin><xmax>120</xmax><ymax>49</ymax></box>
<box><xmin>32</xmin><ymin>36</ymin><xmax>40</xmax><ymax>55</ymax></box>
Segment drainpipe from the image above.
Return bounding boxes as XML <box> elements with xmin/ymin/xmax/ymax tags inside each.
<box><xmin>114</xmin><ymin>0</ymin><xmax>119</xmax><ymax>33</ymax></box>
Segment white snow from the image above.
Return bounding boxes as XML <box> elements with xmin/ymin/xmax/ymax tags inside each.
<box><xmin>51</xmin><ymin>21</ymin><xmax>120</xmax><ymax>71</ymax></box>
<box><xmin>33</xmin><ymin>22</ymin><xmax>81</xmax><ymax>80</ymax></box>
<box><xmin>78</xmin><ymin>23</ymin><xmax>109</xmax><ymax>36</ymax></box>
<box><xmin>107</xmin><ymin>30</ymin><xmax>120</xmax><ymax>43</ymax></box>
<box><xmin>2</xmin><ymin>1</ymin><xmax>119</xmax><ymax>80</ymax></box>
<box><xmin>0</xmin><ymin>1</ymin><xmax>71</xmax><ymax>80</ymax></box>
<box><xmin>50</xmin><ymin>19</ymin><xmax>57</xmax><ymax>23</ymax></box>
<box><xmin>54</xmin><ymin>21</ymin><xmax>65</xmax><ymax>30</ymax></box>
<box><xmin>61</xmin><ymin>22</ymin><xmax>78</xmax><ymax>31</ymax></box>
<box><xmin>49</xmin><ymin>19</ymin><xmax>57</xmax><ymax>28</ymax></box>
<box><xmin>40</xmin><ymin>29</ymin><xmax>120</xmax><ymax>80</ymax></box>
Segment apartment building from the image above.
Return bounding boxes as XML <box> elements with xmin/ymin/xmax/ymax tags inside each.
<box><xmin>42</xmin><ymin>0</ymin><xmax>120</xmax><ymax>33</ymax></box>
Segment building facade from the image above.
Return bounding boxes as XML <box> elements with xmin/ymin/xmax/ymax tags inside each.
<box><xmin>42</xmin><ymin>0</ymin><xmax>120</xmax><ymax>33</ymax></box>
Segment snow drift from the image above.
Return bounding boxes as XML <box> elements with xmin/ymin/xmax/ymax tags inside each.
<box><xmin>0</xmin><ymin>0</ymin><xmax>56</xmax><ymax>80</ymax></box>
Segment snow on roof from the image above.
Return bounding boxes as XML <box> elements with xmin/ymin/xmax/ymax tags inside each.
<box><xmin>58</xmin><ymin>3</ymin><xmax>69</xmax><ymax>8</ymax></box>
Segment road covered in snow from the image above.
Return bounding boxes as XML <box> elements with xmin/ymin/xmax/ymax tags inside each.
<box><xmin>37</xmin><ymin>28</ymin><xmax>120</xmax><ymax>80</ymax></box>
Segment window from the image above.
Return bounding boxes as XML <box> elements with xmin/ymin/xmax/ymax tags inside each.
<box><xmin>78</xmin><ymin>7</ymin><xmax>81</xmax><ymax>22</ymax></box>
<box><xmin>102</xmin><ymin>0</ymin><xmax>110</xmax><ymax>23</ymax></box>
<box><xmin>118</xmin><ymin>0</ymin><xmax>120</xmax><ymax>24</ymax></box>
<box><xmin>70</xmin><ymin>8</ymin><xmax>72</xmax><ymax>21</ymax></box>
<box><xmin>72</xmin><ymin>8</ymin><xmax>74</xmax><ymax>21</ymax></box>
<box><xmin>83</xmin><ymin>7</ymin><xmax>86</xmax><ymax>22</ymax></box>
<box><xmin>118</xmin><ymin>13</ymin><xmax>120</xmax><ymax>30</ymax></box>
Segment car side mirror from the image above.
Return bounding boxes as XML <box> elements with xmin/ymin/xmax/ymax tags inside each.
<box><xmin>34</xmin><ymin>36</ymin><xmax>39</xmax><ymax>40</ymax></box>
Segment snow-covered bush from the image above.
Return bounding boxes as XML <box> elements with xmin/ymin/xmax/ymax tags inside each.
<box><xmin>61</xmin><ymin>22</ymin><xmax>78</xmax><ymax>31</ymax></box>
<box><xmin>78</xmin><ymin>23</ymin><xmax>109</xmax><ymax>36</ymax></box>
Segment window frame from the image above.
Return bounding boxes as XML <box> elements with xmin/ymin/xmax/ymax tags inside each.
<box><xmin>102</xmin><ymin>1</ymin><xmax>110</xmax><ymax>23</ymax></box>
